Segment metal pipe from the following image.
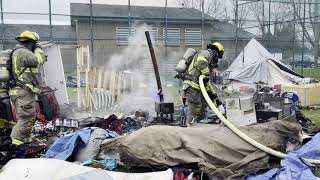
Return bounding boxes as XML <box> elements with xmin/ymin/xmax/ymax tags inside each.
<box><xmin>292</xmin><ymin>4</ymin><xmax>296</xmax><ymax>70</ymax></box>
<box><xmin>128</xmin><ymin>0</ymin><xmax>131</xmax><ymax>37</ymax></box>
<box><xmin>75</xmin><ymin>20</ymin><xmax>79</xmax><ymax>45</ymax></box>
<box><xmin>89</xmin><ymin>0</ymin><xmax>94</xmax><ymax>65</ymax></box>
<box><xmin>268</xmin><ymin>0</ymin><xmax>271</xmax><ymax>50</ymax></box>
<box><xmin>49</xmin><ymin>0</ymin><xmax>53</xmax><ymax>42</ymax></box>
<box><xmin>262</xmin><ymin>0</ymin><xmax>265</xmax><ymax>38</ymax></box>
<box><xmin>128</xmin><ymin>0</ymin><xmax>131</xmax><ymax>69</ymax></box>
<box><xmin>0</xmin><ymin>0</ymin><xmax>4</xmax><ymax>50</ymax></box>
<box><xmin>235</xmin><ymin>0</ymin><xmax>239</xmax><ymax>59</ymax></box>
<box><xmin>201</xmin><ymin>0</ymin><xmax>204</xmax><ymax>49</ymax></box>
<box><xmin>301</xmin><ymin>0</ymin><xmax>306</xmax><ymax>76</ymax></box>
<box><xmin>145</xmin><ymin>31</ymin><xmax>163</xmax><ymax>102</ymax></box>
<box><xmin>165</xmin><ymin>0</ymin><xmax>168</xmax><ymax>62</ymax></box>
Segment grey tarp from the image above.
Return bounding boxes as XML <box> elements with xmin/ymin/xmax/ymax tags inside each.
<box><xmin>98</xmin><ymin>121</ymin><xmax>302</xmax><ymax>179</ymax></box>
<box><xmin>76</xmin><ymin>128</ymin><xmax>118</xmax><ymax>163</ymax></box>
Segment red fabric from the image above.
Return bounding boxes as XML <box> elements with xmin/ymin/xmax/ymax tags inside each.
<box><xmin>274</xmin><ymin>84</ymin><xmax>282</xmax><ymax>92</ymax></box>
<box><xmin>35</xmin><ymin>112</ymin><xmax>45</xmax><ymax>125</ymax></box>
<box><xmin>174</xmin><ymin>171</ymin><xmax>198</xmax><ymax>180</ymax></box>
<box><xmin>175</xmin><ymin>172</ymin><xmax>186</xmax><ymax>180</ymax></box>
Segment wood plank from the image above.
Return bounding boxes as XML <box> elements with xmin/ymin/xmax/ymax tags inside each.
<box><xmin>110</xmin><ymin>71</ymin><xmax>116</xmax><ymax>100</ymax></box>
<box><xmin>116</xmin><ymin>72</ymin><xmax>122</xmax><ymax>102</ymax></box>
<box><xmin>103</xmin><ymin>70</ymin><xmax>109</xmax><ymax>90</ymax></box>
<box><xmin>97</xmin><ymin>68</ymin><xmax>103</xmax><ymax>91</ymax></box>
<box><xmin>76</xmin><ymin>47</ymin><xmax>81</xmax><ymax>109</ymax></box>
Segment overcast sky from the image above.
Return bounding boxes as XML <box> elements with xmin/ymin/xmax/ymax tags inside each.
<box><xmin>1</xmin><ymin>0</ymin><xmax>181</xmax><ymax>25</ymax></box>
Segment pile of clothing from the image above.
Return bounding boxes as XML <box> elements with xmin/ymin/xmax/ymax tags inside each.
<box><xmin>79</xmin><ymin>114</ymin><xmax>142</xmax><ymax>135</ymax></box>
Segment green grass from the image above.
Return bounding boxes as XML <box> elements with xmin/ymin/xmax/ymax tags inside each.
<box><xmin>299</xmin><ymin>68</ymin><xmax>320</xmax><ymax>79</ymax></box>
<box><xmin>304</xmin><ymin>109</ymin><xmax>320</xmax><ymax>127</ymax></box>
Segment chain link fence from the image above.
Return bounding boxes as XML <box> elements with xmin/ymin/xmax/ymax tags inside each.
<box><xmin>0</xmin><ymin>0</ymin><xmax>319</xmax><ymax>79</ymax></box>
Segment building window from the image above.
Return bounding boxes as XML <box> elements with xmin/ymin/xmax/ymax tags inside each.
<box><xmin>116</xmin><ymin>27</ymin><xmax>135</xmax><ymax>45</ymax></box>
<box><xmin>185</xmin><ymin>28</ymin><xmax>202</xmax><ymax>46</ymax></box>
<box><xmin>146</xmin><ymin>27</ymin><xmax>159</xmax><ymax>44</ymax></box>
<box><xmin>163</xmin><ymin>28</ymin><xmax>180</xmax><ymax>46</ymax></box>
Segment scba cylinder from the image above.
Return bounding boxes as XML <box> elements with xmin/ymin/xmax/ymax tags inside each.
<box><xmin>175</xmin><ymin>48</ymin><xmax>196</xmax><ymax>73</ymax></box>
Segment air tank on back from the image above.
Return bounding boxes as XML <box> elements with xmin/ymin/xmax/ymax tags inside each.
<box><xmin>175</xmin><ymin>48</ymin><xmax>197</xmax><ymax>73</ymax></box>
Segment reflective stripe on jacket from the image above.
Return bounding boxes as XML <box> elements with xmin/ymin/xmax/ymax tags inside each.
<box><xmin>183</xmin><ymin>50</ymin><xmax>216</xmax><ymax>95</ymax></box>
<box><xmin>11</xmin><ymin>45</ymin><xmax>45</xmax><ymax>94</ymax></box>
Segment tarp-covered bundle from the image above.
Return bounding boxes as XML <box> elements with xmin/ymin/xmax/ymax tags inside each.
<box><xmin>98</xmin><ymin>121</ymin><xmax>303</xmax><ymax>179</ymax></box>
<box><xmin>223</xmin><ymin>39</ymin><xmax>311</xmax><ymax>91</ymax></box>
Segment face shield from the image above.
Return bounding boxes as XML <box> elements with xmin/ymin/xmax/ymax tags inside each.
<box><xmin>208</xmin><ymin>49</ymin><xmax>221</xmax><ymax>69</ymax></box>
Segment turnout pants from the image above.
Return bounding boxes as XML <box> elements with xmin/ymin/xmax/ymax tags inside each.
<box><xmin>9</xmin><ymin>88</ymin><xmax>35</xmax><ymax>145</ymax></box>
<box><xmin>184</xmin><ymin>87</ymin><xmax>207</xmax><ymax>126</ymax></box>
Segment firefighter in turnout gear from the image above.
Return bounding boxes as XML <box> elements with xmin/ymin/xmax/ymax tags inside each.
<box><xmin>9</xmin><ymin>31</ymin><xmax>45</xmax><ymax>150</ymax></box>
<box><xmin>183</xmin><ymin>42</ymin><xmax>224</xmax><ymax>126</ymax></box>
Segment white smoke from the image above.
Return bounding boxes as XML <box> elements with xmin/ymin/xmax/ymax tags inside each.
<box><xmin>103</xmin><ymin>24</ymin><xmax>166</xmax><ymax>115</ymax></box>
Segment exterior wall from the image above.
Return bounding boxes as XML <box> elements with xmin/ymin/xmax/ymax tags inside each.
<box><xmin>75</xmin><ymin>20</ymin><xmax>250</xmax><ymax>74</ymax></box>
<box><xmin>76</xmin><ymin>21</ymin><xmax>200</xmax><ymax>71</ymax></box>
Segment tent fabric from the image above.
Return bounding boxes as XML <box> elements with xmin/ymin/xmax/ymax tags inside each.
<box><xmin>247</xmin><ymin>133</ymin><xmax>320</xmax><ymax>180</ymax></box>
<box><xmin>75</xmin><ymin>128</ymin><xmax>118</xmax><ymax>163</ymax></box>
<box><xmin>0</xmin><ymin>158</ymin><xmax>174</xmax><ymax>180</ymax></box>
<box><xmin>45</xmin><ymin>128</ymin><xmax>92</xmax><ymax>160</ymax></box>
<box><xmin>98</xmin><ymin>121</ymin><xmax>303</xmax><ymax>179</ymax></box>
<box><xmin>223</xmin><ymin>38</ymin><xmax>307</xmax><ymax>87</ymax></box>
<box><xmin>62</xmin><ymin>170</ymin><xmax>113</xmax><ymax>180</ymax></box>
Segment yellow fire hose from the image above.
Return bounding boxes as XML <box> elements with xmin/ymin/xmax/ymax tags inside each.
<box><xmin>199</xmin><ymin>75</ymin><xmax>320</xmax><ymax>165</ymax></box>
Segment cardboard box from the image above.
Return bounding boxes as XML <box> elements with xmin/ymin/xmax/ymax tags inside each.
<box><xmin>226</xmin><ymin>96</ymin><xmax>257</xmax><ymax>126</ymax></box>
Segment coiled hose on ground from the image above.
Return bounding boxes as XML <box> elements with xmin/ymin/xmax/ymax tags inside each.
<box><xmin>198</xmin><ymin>75</ymin><xmax>320</xmax><ymax>165</ymax></box>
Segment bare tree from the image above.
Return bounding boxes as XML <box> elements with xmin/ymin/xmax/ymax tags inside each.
<box><xmin>272</xmin><ymin>4</ymin><xmax>292</xmax><ymax>36</ymax></box>
<box><xmin>248</xmin><ymin>2</ymin><xmax>293</xmax><ymax>37</ymax></box>
<box><xmin>177</xmin><ymin>0</ymin><xmax>227</xmax><ymax>19</ymax></box>
<box><xmin>232</xmin><ymin>2</ymin><xmax>250</xmax><ymax>29</ymax></box>
<box><xmin>248</xmin><ymin>1</ymin><xmax>266</xmax><ymax>36</ymax></box>
<box><xmin>291</xmin><ymin>0</ymin><xmax>320</xmax><ymax>67</ymax></box>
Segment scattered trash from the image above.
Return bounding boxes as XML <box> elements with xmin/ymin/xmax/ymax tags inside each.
<box><xmin>54</xmin><ymin>118</ymin><xmax>79</xmax><ymax>133</ymax></box>
<box><xmin>80</xmin><ymin>114</ymin><xmax>142</xmax><ymax>135</ymax></box>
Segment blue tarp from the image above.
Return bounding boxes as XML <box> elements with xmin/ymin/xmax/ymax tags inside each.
<box><xmin>247</xmin><ymin>133</ymin><xmax>320</xmax><ymax>180</ymax></box>
<box><xmin>45</xmin><ymin>128</ymin><xmax>92</xmax><ymax>160</ymax></box>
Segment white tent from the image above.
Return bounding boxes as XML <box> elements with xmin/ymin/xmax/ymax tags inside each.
<box><xmin>0</xmin><ymin>158</ymin><xmax>174</xmax><ymax>180</ymax></box>
<box><xmin>223</xmin><ymin>38</ymin><xmax>310</xmax><ymax>90</ymax></box>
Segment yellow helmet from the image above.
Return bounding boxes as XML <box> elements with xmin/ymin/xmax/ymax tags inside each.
<box><xmin>212</xmin><ymin>42</ymin><xmax>224</xmax><ymax>53</ymax></box>
<box><xmin>15</xmin><ymin>31</ymin><xmax>40</xmax><ymax>42</ymax></box>
<box><xmin>207</xmin><ymin>42</ymin><xmax>224</xmax><ymax>57</ymax></box>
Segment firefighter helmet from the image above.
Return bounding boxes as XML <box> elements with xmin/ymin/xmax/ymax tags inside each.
<box><xmin>207</xmin><ymin>42</ymin><xmax>224</xmax><ymax>58</ymax></box>
<box><xmin>16</xmin><ymin>31</ymin><xmax>40</xmax><ymax>42</ymax></box>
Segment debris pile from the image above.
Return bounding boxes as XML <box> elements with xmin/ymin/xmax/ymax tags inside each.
<box><xmin>1</xmin><ymin>28</ymin><xmax>320</xmax><ymax>180</ymax></box>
